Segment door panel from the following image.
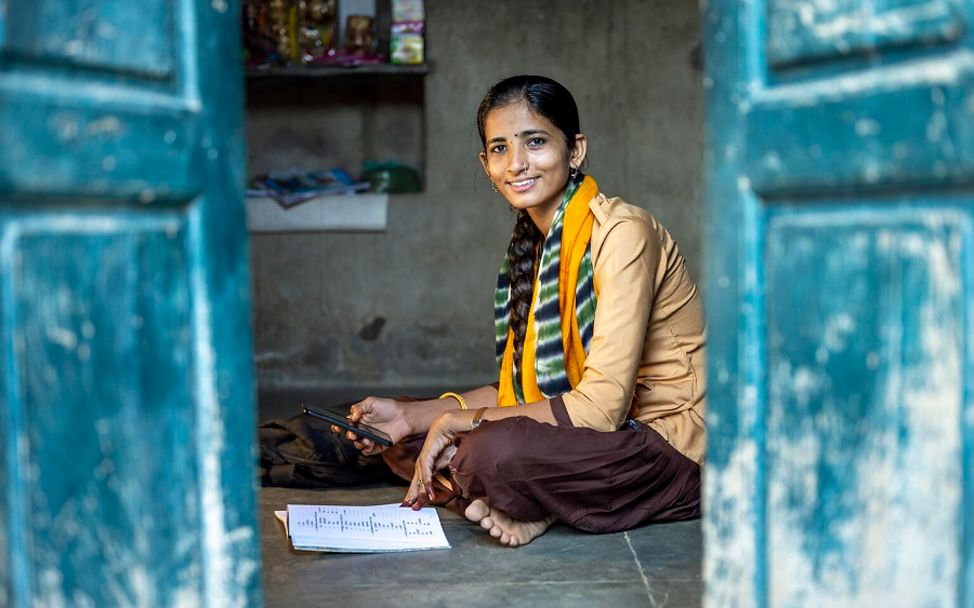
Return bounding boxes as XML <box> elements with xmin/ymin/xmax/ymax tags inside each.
<box><xmin>0</xmin><ymin>0</ymin><xmax>199</xmax><ymax>199</ymax></box>
<box><xmin>745</xmin><ymin>65</ymin><xmax>972</xmax><ymax>193</ymax></box>
<box><xmin>3</xmin><ymin>1</ymin><xmax>176</xmax><ymax>78</ymax></box>
<box><xmin>5</xmin><ymin>214</ymin><xmax>201</xmax><ymax>606</ymax></box>
<box><xmin>0</xmin><ymin>0</ymin><xmax>259</xmax><ymax>605</ymax></box>
<box><xmin>0</xmin><ymin>102</ymin><xmax>200</xmax><ymax>197</ymax></box>
<box><xmin>705</xmin><ymin>0</ymin><xmax>974</xmax><ymax>606</ymax></box>
<box><xmin>765</xmin><ymin>205</ymin><xmax>968</xmax><ymax>606</ymax></box>
<box><xmin>767</xmin><ymin>0</ymin><xmax>965</xmax><ymax>68</ymax></box>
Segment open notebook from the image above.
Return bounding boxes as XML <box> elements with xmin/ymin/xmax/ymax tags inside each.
<box><xmin>277</xmin><ymin>504</ymin><xmax>451</xmax><ymax>553</ymax></box>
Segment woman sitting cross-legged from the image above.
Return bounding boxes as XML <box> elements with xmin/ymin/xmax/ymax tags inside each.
<box><xmin>336</xmin><ymin>74</ymin><xmax>706</xmax><ymax>547</ymax></box>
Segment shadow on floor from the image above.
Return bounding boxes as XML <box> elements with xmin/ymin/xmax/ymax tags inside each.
<box><xmin>258</xmin><ymin>389</ymin><xmax>703</xmax><ymax>608</ymax></box>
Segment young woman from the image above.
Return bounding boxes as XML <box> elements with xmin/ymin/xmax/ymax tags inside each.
<box><xmin>339</xmin><ymin>75</ymin><xmax>706</xmax><ymax>547</ymax></box>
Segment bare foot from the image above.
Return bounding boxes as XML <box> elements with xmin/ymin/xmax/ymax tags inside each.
<box><xmin>463</xmin><ymin>499</ymin><xmax>554</xmax><ymax>547</ymax></box>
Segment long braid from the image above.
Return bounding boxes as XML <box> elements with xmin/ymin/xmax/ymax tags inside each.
<box><xmin>507</xmin><ymin>210</ymin><xmax>542</xmax><ymax>386</ymax></box>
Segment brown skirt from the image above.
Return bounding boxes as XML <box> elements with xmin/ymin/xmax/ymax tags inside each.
<box><xmin>382</xmin><ymin>416</ymin><xmax>701</xmax><ymax>533</ymax></box>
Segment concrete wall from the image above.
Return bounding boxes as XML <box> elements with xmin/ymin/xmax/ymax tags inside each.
<box><xmin>247</xmin><ymin>0</ymin><xmax>704</xmax><ymax>391</ymax></box>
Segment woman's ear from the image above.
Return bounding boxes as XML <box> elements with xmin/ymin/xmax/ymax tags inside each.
<box><xmin>570</xmin><ymin>134</ymin><xmax>588</xmax><ymax>168</ymax></box>
<box><xmin>479</xmin><ymin>151</ymin><xmax>490</xmax><ymax>177</ymax></box>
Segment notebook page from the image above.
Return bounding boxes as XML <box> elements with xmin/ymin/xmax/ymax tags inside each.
<box><xmin>286</xmin><ymin>504</ymin><xmax>450</xmax><ymax>551</ymax></box>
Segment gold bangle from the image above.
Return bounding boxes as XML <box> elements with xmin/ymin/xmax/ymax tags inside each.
<box><xmin>439</xmin><ymin>391</ymin><xmax>467</xmax><ymax>410</ymax></box>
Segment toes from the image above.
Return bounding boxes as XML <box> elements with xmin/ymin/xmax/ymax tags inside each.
<box><xmin>467</xmin><ymin>500</ymin><xmax>549</xmax><ymax>548</ymax></box>
<box><xmin>464</xmin><ymin>499</ymin><xmax>490</xmax><ymax>523</ymax></box>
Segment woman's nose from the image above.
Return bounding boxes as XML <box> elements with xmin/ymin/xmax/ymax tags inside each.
<box><xmin>507</xmin><ymin>147</ymin><xmax>528</xmax><ymax>174</ymax></box>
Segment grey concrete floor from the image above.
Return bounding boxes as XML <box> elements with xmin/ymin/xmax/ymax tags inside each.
<box><xmin>258</xmin><ymin>389</ymin><xmax>703</xmax><ymax>607</ymax></box>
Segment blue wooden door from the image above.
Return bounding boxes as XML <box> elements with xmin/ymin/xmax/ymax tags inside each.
<box><xmin>705</xmin><ymin>1</ymin><xmax>973</xmax><ymax>606</ymax></box>
<box><xmin>0</xmin><ymin>1</ymin><xmax>260</xmax><ymax>606</ymax></box>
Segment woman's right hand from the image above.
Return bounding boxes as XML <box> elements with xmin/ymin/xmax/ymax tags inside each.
<box><xmin>334</xmin><ymin>396</ymin><xmax>413</xmax><ymax>456</ymax></box>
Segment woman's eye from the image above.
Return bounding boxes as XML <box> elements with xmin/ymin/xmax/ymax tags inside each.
<box><xmin>527</xmin><ymin>137</ymin><xmax>546</xmax><ymax>147</ymax></box>
<box><xmin>491</xmin><ymin>144</ymin><xmax>507</xmax><ymax>154</ymax></box>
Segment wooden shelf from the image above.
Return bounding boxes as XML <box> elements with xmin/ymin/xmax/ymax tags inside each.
<box><xmin>247</xmin><ymin>193</ymin><xmax>388</xmax><ymax>233</ymax></box>
<box><xmin>246</xmin><ymin>63</ymin><xmax>429</xmax><ymax>80</ymax></box>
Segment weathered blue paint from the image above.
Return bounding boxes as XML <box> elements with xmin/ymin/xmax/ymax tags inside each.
<box><xmin>4</xmin><ymin>2</ymin><xmax>176</xmax><ymax>78</ymax></box>
<box><xmin>0</xmin><ymin>1</ymin><xmax>260</xmax><ymax>607</ymax></box>
<box><xmin>746</xmin><ymin>72</ymin><xmax>973</xmax><ymax>194</ymax></box>
<box><xmin>767</xmin><ymin>0</ymin><xmax>964</xmax><ymax>68</ymax></box>
<box><xmin>705</xmin><ymin>1</ymin><xmax>974</xmax><ymax>606</ymax></box>
<box><xmin>765</xmin><ymin>204</ymin><xmax>968</xmax><ymax>605</ymax></box>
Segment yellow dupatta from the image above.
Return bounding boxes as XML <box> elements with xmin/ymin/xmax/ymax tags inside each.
<box><xmin>497</xmin><ymin>176</ymin><xmax>598</xmax><ymax>406</ymax></box>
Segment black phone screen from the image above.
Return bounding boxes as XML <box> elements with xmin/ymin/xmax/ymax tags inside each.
<box><xmin>301</xmin><ymin>404</ymin><xmax>394</xmax><ymax>447</ymax></box>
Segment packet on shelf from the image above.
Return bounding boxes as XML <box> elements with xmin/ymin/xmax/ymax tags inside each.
<box><xmin>390</xmin><ymin>0</ymin><xmax>424</xmax><ymax>65</ymax></box>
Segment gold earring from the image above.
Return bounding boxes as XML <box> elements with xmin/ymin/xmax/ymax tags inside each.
<box><xmin>486</xmin><ymin>173</ymin><xmax>499</xmax><ymax>193</ymax></box>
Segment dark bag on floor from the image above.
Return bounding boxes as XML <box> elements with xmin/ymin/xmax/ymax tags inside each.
<box><xmin>258</xmin><ymin>413</ymin><xmax>394</xmax><ymax>488</ymax></box>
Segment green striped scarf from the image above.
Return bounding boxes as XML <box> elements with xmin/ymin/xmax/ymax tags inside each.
<box><xmin>494</xmin><ymin>174</ymin><xmax>597</xmax><ymax>401</ymax></box>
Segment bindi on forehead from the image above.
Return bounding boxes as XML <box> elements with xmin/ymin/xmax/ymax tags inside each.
<box><xmin>513</xmin><ymin>129</ymin><xmax>550</xmax><ymax>139</ymax></box>
<box><xmin>486</xmin><ymin>128</ymin><xmax>551</xmax><ymax>146</ymax></box>
<box><xmin>484</xmin><ymin>102</ymin><xmax>559</xmax><ymax>144</ymax></box>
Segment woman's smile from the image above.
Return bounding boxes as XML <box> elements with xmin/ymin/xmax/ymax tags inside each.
<box><xmin>509</xmin><ymin>176</ymin><xmax>540</xmax><ymax>192</ymax></box>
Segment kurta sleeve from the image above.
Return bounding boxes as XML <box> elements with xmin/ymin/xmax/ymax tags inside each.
<box><xmin>561</xmin><ymin>216</ymin><xmax>661</xmax><ymax>431</ymax></box>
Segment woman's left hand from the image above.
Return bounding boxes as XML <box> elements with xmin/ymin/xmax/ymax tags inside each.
<box><xmin>403</xmin><ymin>411</ymin><xmax>470</xmax><ymax>508</ymax></box>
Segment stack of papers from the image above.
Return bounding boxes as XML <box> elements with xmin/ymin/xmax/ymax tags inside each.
<box><xmin>246</xmin><ymin>169</ymin><xmax>370</xmax><ymax>208</ymax></box>
<box><xmin>278</xmin><ymin>504</ymin><xmax>451</xmax><ymax>553</ymax></box>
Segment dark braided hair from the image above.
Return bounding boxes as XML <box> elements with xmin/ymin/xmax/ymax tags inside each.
<box><xmin>506</xmin><ymin>210</ymin><xmax>542</xmax><ymax>382</ymax></box>
<box><xmin>477</xmin><ymin>75</ymin><xmax>582</xmax><ymax>384</ymax></box>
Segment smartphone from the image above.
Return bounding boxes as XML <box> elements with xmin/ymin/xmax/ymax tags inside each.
<box><xmin>301</xmin><ymin>404</ymin><xmax>394</xmax><ymax>447</ymax></box>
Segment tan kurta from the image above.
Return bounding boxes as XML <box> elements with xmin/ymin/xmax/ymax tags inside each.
<box><xmin>559</xmin><ymin>193</ymin><xmax>707</xmax><ymax>465</ymax></box>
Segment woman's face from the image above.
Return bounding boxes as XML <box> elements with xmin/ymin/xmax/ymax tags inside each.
<box><xmin>480</xmin><ymin>101</ymin><xmax>586</xmax><ymax>231</ymax></box>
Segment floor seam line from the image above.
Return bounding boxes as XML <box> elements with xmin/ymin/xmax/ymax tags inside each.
<box><xmin>624</xmin><ymin>530</ymin><xmax>659</xmax><ymax>608</ymax></box>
